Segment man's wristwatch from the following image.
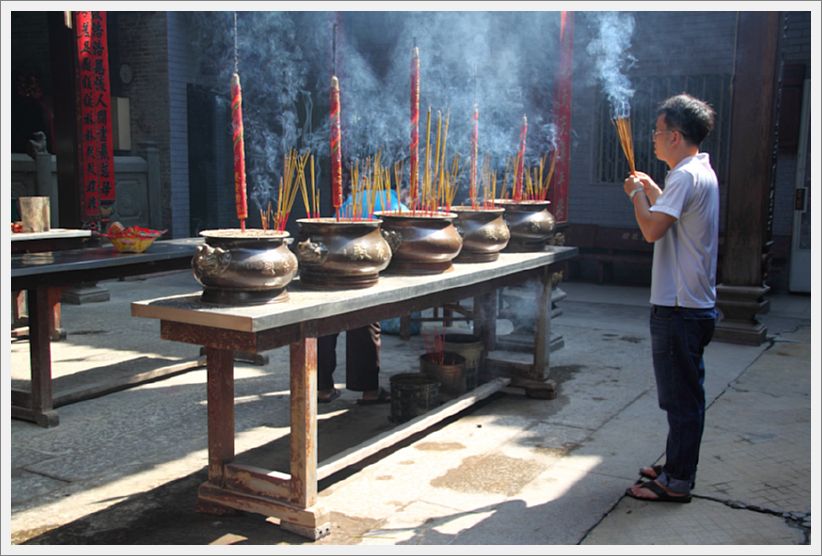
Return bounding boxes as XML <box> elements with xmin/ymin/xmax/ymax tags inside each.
<box><xmin>629</xmin><ymin>187</ymin><xmax>644</xmax><ymax>200</ymax></box>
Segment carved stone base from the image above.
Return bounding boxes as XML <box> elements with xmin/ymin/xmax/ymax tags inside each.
<box><xmin>714</xmin><ymin>284</ymin><xmax>770</xmax><ymax>345</ymax></box>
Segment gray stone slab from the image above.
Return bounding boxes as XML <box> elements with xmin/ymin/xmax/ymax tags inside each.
<box><xmin>9</xmin><ymin>277</ymin><xmax>813</xmax><ymax>547</ymax></box>
<box><xmin>12</xmin><ymin>237</ymin><xmax>202</xmax><ymax>278</ymax></box>
<box><xmin>11</xmin><ymin>468</ymin><xmax>70</xmax><ymax>506</ymax></box>
<box><xmin>582</xmin><ymin>497</ymin><xmax>806</xmax><ymax>544</ymax></box>
<box><xmin>451</xmin><ymin>471</ymin><xmax>629</xmax><ymax>545</ymax></box>
<box><xmin>132</xmin><ymin>248</ymin><xmax>578</xmax><ymax>332</ymax></box>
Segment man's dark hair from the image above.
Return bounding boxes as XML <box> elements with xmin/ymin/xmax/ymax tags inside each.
<box><xmin>658</xmin><ymin>94</ymin><xmax>716</xmax><ymax>146</ymax></box>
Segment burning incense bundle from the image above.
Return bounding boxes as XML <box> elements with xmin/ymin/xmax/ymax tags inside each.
<box><xmin>330</xmin><ymin>76</ymin><xmax>343</xmax><ymax>218</ymax></box>
<box><xmin>409</xmin><ymin>46</ymin><xmax>420</xmax><ymax>212</ymax></box>
<box><xmin>230</xmin><ymin>72</ymin><xmax>247</xmax><ymax>231</ymax></box>
<box><xmin>347</xmin><ymin>151</ymin><xmax>392</xmax><ymax>220</ymax></box>
<box><xmin>481</xmin><ymin>157</ymin><xmax>498</xmax><ymax>208</ymax></box>
<box><xmin>263</xmin><ymin>149</ymin><xmax>310</xmax><ymax>232</ymax></box>
<box><xmin>614</xmin><ymin>117</ymin><xmax>636</xmax><ymax>175</ymax></box>
<box><xmin>470</xmin><ymin>104</ymin><xmax>479</xmax><ymax>208</ymax></box>
<box><xmin>513</xmin><ymin>115</ymin><xmax>528</xmax><ymax>202</ymax></box>
<box><xmin>523</xmin><ymin>150</ymin><xmax>557</xmax><ymax>201</ymax></box>
<box><xmin>418</xmin><ymin>110</ymin><xmax>455</xmax><ymax>213</ymax></box>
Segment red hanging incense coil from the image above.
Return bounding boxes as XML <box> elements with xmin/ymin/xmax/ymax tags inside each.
<box><xmin>410</xmin><ymin>46</ymin><xmax>420</xmax><ymax>211</ymax></box>
<box><xmin>330</xmin><ymin>76</ymin><xmax>343</xmax><ymax>216</ymax></box>
<box><xmin>230</xmin><ymin>73</ymin><xmax>248</xmax><ymax>230</ymax></box>
<box><xmin>470</xmin><ymin>104</ymin><xmax>479</xmax><ymax>207</ymax></box>
<box><xmin>514</xmin><ymin>115</ymin><xmax>528</xmax><ymax>202</ymax></box>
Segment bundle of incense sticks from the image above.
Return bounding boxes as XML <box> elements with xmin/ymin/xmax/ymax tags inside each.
<box><xmin>347</xmin><ymin>151</ymin><xmax>393</xmax><ymax>220</ymax></box>
<box><xmin>418</xmin><ymin>109</ymin><xmax>459</xmax><ymax>214</ymax></box>
<box><xmin>260</xmin><ymin>149</ymin><xmax>310</xmax><ymax>232</ymax></box>
<box><xmin>480</xmin><ymin>157</ymin><xmax>498</xmax><ymax>208</ymax></box>
<box><xmin>614</xmin><ymin>116</ymin><xmax>636</xmax><ymax>175</ymax></box>
<box><xmin>523</xmin><ymin>150</ymin><xmax>557</xmax><ymax>201</ymax></box>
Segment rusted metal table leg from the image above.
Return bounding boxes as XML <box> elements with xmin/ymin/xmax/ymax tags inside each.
<box><xmin>207</xmin><ymin>347</ymin><xmax>235</xmax><ymax>484</ymax></box>
<box><xmin>280</xmin><ymin>336</ymin><xmax>330</xmax><ymax>539</ymax></box>
<box><xmin>48</xmin><ymin>286</ymin><xmax>65</xmax><ymax>341</ymax></box>
<box><xmin>196</xmin><ymin>338</ymin><xmax>330</xmax><ymax>540</ymax></box>
<box><xmin>195</xmin><ymin>347</ymin><xmax>237</xmax><ymax>515</ymax></box>
<box><xmin>531</xmin><ymin>266</ymin><xmax>553</xmax><ymax>378</ymax></box>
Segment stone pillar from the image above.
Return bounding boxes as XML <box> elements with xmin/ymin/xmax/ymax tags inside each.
<box><xmin>715</xmin><ymin>12</ymin><xmax>781</xmax><ymax>345</ymax></box>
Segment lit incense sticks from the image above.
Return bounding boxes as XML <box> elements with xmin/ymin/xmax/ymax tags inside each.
<box><xmin>330</xmin><ymin>76</ymin><xmax>343</xmax><ymax>218</ymax></box>
<box><xmin>614</xmin><ymin>117</ymin><xmax>636</xmax><ymax>175</ymax></box>
<box><xmin>230</xmin><ymin>72</ymin><xmax>247</xmax><ymax>231</ymax></box>
<box><xmin>513</xmin><ymin>115</ymin><xmax>528</xmax><ymax>202</ymax></box>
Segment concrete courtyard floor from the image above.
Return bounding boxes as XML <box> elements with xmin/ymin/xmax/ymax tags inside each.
<box><xmin>5</xmin><ymin>270</ymin><xmax>815</xmax><ymax>550</ymax></box>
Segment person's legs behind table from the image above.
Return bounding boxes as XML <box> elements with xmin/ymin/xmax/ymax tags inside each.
<box><xmin>317</xmin><ymin>323</ymin><xmax>388</xmax><ymax>404</ymax></box>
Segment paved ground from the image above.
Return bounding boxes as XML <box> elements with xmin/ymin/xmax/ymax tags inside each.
<box><xmin>4</xmin><ymin>271</ymin><xmax>815</xmax><ymax>550</ymax></box>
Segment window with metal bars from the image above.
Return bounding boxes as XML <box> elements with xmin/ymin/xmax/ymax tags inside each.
<box><xmin>596</xmin><ymin>74</ymin><xmax>732</xmax><ymax>185</ymax></box>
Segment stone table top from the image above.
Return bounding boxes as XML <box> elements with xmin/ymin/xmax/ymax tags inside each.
<box><xmin>11</xmin><ymin>238</ymin><xmax>203</xmax><ymax>279</ymax></box>
<box><xmin>132</xmin><ymin>246</ymin><xmax>578</xmax><ymax>333</ymax></box>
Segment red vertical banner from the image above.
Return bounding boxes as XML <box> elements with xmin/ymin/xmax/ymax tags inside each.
<box><xmin>549</xmin><ymin>11</ymin><xmax>574</xmax><ymax>224</ymax></box>
<box><xmin>75</xmin><ymin>11</ymin><xmax>115</xmax><ymax>231</ymax></box>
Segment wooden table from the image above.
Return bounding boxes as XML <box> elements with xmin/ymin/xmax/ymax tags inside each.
<box><xmin>11</xmin><ymin>238</ymin><xmax>203</xmax><ymax>427</ymax></box>
<box><xmin>132</xmin><ymin>246</ymin><xmax>577</xmax><ymax>539</ymax></box>
<box><xmin>11</xmin><ymin>228</ymin><xmax>93</xmax><ymax>339</ymax></box>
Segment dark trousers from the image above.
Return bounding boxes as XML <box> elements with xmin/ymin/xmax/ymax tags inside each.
<box><xmin>650</xmin><ymin>305</ymin><xmax>716</xmax><ymax>490</ymax></box>
<box><xmin>317</xmin><ymin>322</ymin><xmax>381</xmax><ymax>392</ymax></box>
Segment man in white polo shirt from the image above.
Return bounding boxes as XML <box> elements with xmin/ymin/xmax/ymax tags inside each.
<box><xmin>623</xmin><ymin>94</ymin><xmax>719</xmax><ymax>503</ymax></box>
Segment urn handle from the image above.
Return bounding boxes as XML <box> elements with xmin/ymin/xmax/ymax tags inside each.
<box><xmin>297</xmin><ymin>239</ymin><xmax>328</xmax><ymax>264</ymax></box>
<box><xmin>380</xmin><ymin>228</ymin><xmax>402</xmax><ymax>253</ymax></box>
<box><xmin>193</xmin><ymin>244</ymin><xmax>231</xmax><ymax>276</ymax></box>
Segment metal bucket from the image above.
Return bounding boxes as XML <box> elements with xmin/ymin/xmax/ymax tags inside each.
<box><xmin>419</xmin><ymin>351</ymin><xmax>467</xmax><ymax>395</ymax></box>
<box><xmin>389</xmin><ymin>373</ymin><xmax>440</xmax><ymax>423</ymax></box>
<box><xmin>443</xmin><ymin>333</ymin><xmax>484</xmax><ymax>389</ymax></box>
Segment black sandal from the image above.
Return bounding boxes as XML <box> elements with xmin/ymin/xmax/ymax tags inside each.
<box><xmin>626</xmin><ymin>480</ymin><xmax>691</xmax><ymax>503</ymax></box>
<box><xmin>356</xmin><ymin>387</ymin><xmax>391</xmax><ymax>405</ymax></box>
<box><xmin>318</xmin><ymin>388</ymin><xmax>341</xmax><ymax>404</ymax></box>
<box><xmin>639</xmin><ymin>464</ymin><xmax>663</xmax><ymax>481</ymax></box>
<box><xmin>637</xmin><ymin>464</ymin><xmax>695</xmax><ymax>489</ymax></box>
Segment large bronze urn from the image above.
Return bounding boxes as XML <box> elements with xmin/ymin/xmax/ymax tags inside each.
<box><xmin>192</xmin><ymin>229</ymin><xmax>298</xmax><ymax>305</ymax></box>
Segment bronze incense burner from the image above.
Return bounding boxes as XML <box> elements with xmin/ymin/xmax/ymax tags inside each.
<box><xmin>376</xmin><ymin>211</ymin><xmax>463</xmax><ymax>275</ymax></box>
<box><xmin>192</xmin><ymin>229</ymin><xmax>298</xmax><ymax>305</ymax></box>
<box><xmin>296</xmin><ymin>217</ymin><xmax>392</xmax><ymax>289</ymax></box>
<box><xmin>450</xmin><ymin>206</ymin><xmax>510</xmax><ymax>263</ymax></box>
<box><xmin>493</xmin><ymin>199</ymin><xmax>555</xmax><ymax>252</ymax></box>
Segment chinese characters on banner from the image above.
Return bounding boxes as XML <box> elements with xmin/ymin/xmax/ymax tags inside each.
<box><xmin>75</xmin><ymin>11</ymin><xmax>115</xmax><ymax>231</ymax></box>
<box><xmin>549</xmin><ymin>11</ymin><xmax>574</xmax><ymax>225</ymax></box>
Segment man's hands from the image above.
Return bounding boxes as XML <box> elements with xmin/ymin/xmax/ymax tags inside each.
<box><xmin>624</xmin><ymin>175</ymin><xmax>644</xmax><ymax>199</ymax></box>
<box><xmin>623</xmin><ymin>171</ymin><xmax>675</xmax><ymax>242</ymax></box>
<box><xmin>627</xmin><ymin>171</ymin><xmax>662</xmax><ymax>205</ymax></box>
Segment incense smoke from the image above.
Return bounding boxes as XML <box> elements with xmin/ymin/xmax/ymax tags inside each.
<box><xmin>187</xmin><ymin>11</ymin><xmax>576</xmax><ymax>213</ymax></box>
<box><xmin>586</xmin><ymin>12</ymin><xmax>636</xmax><ymax>118</ymax></box>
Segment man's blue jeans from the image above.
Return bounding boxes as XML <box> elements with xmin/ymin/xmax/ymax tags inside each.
<box><xmin>650</xmin><ymin>305</ymin><xmax>716</xmax><ymax>493</ymax></box>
